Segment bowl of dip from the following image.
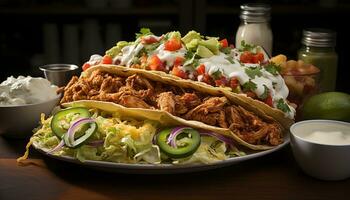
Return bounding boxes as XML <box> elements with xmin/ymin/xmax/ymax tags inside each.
<box><xmin>0</xmin><ymin>76</ymin><xmax>61</xmax><ymax>138</ymax></box>
<box><xmin>290</xmin><ymin>120</ymin><xmax>350</xmax><ymax>181</ymax></box>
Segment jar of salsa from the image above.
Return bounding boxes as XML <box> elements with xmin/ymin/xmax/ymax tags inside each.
<box><xmin>297</xmin><ymin>28</ymin><xmax>338</xmax><ymax>92</ymax></box>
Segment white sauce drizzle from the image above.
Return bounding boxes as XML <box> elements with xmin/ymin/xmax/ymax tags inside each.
<box><xmin>113</xmin><ymin>35</ymin><xmax>295</xmax><ymax>118</ymax></box>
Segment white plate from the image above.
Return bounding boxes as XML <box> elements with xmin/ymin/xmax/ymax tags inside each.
<box><xmin>33</xmin><ymin>136</ymin><xmax>289</xmax><ymax>174</ymax></box>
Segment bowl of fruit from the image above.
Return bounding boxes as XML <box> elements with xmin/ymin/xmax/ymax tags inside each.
<box><xmin>271</xmin><ymin>55</ymin><xmax>320</xmax><ymax>120</ymax></box>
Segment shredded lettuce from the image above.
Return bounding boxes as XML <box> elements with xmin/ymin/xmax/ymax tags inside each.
<box><xmin>22</xmin><ymin>108</ymin><xmax>245</xmax><ymax>165</ymax></box>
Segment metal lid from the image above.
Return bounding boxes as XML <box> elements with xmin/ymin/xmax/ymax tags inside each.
<box><xmin>240</xmin><ymin>3</ymin><xmax>271</xmax><ymax>22</ymax></box>
<box><xmin>302</xmin><ymin>28</ymin><xmax>336</xmax><ymax>47</ymax></box>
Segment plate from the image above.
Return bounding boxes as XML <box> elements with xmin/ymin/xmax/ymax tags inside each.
<box><xmin>33</xmin><ymin>136</ymin><xmax>289</xmax><ymax>174</ymax></box>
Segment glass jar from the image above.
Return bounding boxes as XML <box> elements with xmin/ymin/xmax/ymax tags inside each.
<box><xmin>235</xmin><ymin>4</ymin><xmax>273</xmax><ymax>56</ymax></box>
<box><xmin>298</xmin><ymin>28</ymin><xmax>338</xmax><ymax>92</ymax></box>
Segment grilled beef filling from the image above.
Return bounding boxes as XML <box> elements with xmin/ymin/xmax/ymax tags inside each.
<box><xmin>61</xmin><ymin>69</ymin><xmax>283</xmax><ymax>146</ymax></box>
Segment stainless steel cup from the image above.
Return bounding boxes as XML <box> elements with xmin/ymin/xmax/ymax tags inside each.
<box><xmin>39</xmin><ymin>64</ymin><xmax>79</xmax><ymax>87</ymax></box>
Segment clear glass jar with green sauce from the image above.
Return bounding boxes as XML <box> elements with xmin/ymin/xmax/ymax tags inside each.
<box><xmin>297</xmin><ymin>28</ymin><xmax>338</xmax><ymax>92</ymax></box>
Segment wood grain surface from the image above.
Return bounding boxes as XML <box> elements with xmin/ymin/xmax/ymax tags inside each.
<box><xmin>1</xmin><ymin>136</ymin><xmax>349</xmax><ymax>200</ymax></box>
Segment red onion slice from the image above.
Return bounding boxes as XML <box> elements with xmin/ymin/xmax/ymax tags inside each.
<box><xmin>87</xmin><ymin>140</ymin><xmax>104</xmax><ymax>147</ymax></box>
<box><xmin>67</xmin><ymin>117</ymin><xmax>96</xmax><ymax>146</ymax></box>
<box><xmin>47</xmin><ymin>140</ymin><xmax>65</xmax><ymax>154</ymax></box>
<box><xmin>167</xmin><ymin>126</ymin><xmax>193</xmax><ymax>148</ymax></box>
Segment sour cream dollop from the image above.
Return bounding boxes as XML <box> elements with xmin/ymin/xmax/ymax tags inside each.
<box><xmin>0</xmin><ymin>76</ymin><xmax>58</xmax><ymax>106</ymax></box>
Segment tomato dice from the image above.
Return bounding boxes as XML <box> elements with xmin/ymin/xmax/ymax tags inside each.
<box><xmin>229</xmin><ymin>78</ymin><xmax>239</xmax><ymax>89</ymax></box>
<box><xmin>245</xmin><ymin>91</ymin><xmax>257</xmax><ymax>98</ymax></box>
<box><xmin>142</xmin><ymin>36</ymin><xmax>158</xmax><ymax>44</ymax></box>
<box><xmin>215</xmin><ymin>76</ymin><xmax>227</xmax><ymax>86</ymax></box>
<box><xmin>240</xmin><ymin>51</ymin><xmax>253</xmax><ymax>63</ymax></box>
<box><xmin>164</xmin><ymin>38</ymin><xmax>182</xmax><ymax>51</ymax></box>
<box><xmin>220</xmin><ymin>38</ymin><xmax>228</xmax><ymax>48</ymax></box>
<box><xmin>240</xmin><ymin>51</ymin><xmax>264</xmax><ymax>64</ymax></box>
<box><xmin>264</xmin><ymin>95</ymin><xmax>273</xmax><ymax>107</ymax></box>
<box><xmin>102</xmin><ymin>55</ymin><xmax>113</xmax><ymax>64</ymax></box>
<box><xmin>82</xmin><ymin>63</ymin><xmax>91</xmax><ymax>71</ymax></box>
<box><xmin>174</xmin><ymin>56</ymin><xmax>185</xmax><ymax>67</ymax></box>
<box><xmin>148</xmin><ymin>55</ymin><xmax>165</xmax><ymax>71</ymax></box>
<box><xmin>172</xmin><ymin>66</ymin><xmax>187</xmax><ymax>79</ymax></box>
<box><xmin>202</xmin><ymin>73</ymin><xmax>213</xmax><ymax>85</ymax></box>
<box><xmin>196</xmin><ymin>64</ymin><xmax>206</xmax><ymax>75</ymax></box>
<box><xmin>251</xmin><ymin>52</ymin><xmax>264</xmax><ymax>64</ymax></box>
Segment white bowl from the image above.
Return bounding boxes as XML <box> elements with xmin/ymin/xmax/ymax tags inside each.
<box><xmin>290</xmin><ymin>120</ymin><xmax>350</xmax><ymax>181</ymax></box>
<box><xmin>0</xmin><ymin>95</ymin><xmax>61</xmax><ymax>138</ymax></box>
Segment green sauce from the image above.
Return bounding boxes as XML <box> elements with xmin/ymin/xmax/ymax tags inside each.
<box><xmin>298</xmin><ymin>46</ymin><xmax>338</xmax><ymax>92</ymax></box>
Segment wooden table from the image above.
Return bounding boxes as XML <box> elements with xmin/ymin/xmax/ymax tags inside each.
<box><xmin>0</xmin><ymin>136</ymin><xmax>349</xmax><ymax>200</ymax></box>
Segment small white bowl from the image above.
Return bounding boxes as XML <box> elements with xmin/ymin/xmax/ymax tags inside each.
<box><xmin>0</xmin><ymin>95</ymin><xmax>61</xmax><ymax>138</ymax></box>
<box><xmin>290</xmin><ymin>120</ymin><xmax>350</xmax><ymax>181</ymax></box>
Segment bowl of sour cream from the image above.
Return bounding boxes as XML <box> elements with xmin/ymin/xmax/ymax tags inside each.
<box><xmin>290</xmin><ymin>120</ymin><xmax>350</xmax><ymax>181</ymax></box>
<box><xmin>0</xmin><ymin>76</ymin><xmax>61</xmax><ymax>138</ymax></box>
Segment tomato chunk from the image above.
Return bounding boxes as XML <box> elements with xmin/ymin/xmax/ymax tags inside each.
<box><xmin>240</xmin><ymin>51</ymin><xmax>253</xmax><ymax>63</ymax></box>
<box><xmin>215</xmin><ymin>76</ymin><xmax>227</xmax><ymax>86</ymax></box>
<box><xmin>229</xmin><ymin>78</ymin><xmax>239</xmax><ymax>89</ymax></box>
<box><xmin>148</xmin><ymin>55</ymin><xmax>165</xmax><ymax>71</ymax></box>
<box><xmin>196</xmin><ymin>64</ymin><xmax>206</xmax><ymax>75</ymax></box>
<box><xmin>264</xmin><ymin>95</ymin><xmax>273</xmax><ymax>107</ymax></box>
<box><xmin>202</xmin><ymin>73</ymin><xmax>213</xmax><ymax>85</ymax></box>
<box><xmin>174</xmin><ymin>56</ymin><xmax>185</xmax><ymax>67</ymax></box>
<box><xmin>251</xmin><ymin>52</ymin><xmax>264</xmax><ymax>64</ymax></box>
<box><xmin>82</xmin><ymin>63</ymin><xmax>91</xmax><ymax>71</ymax></box>
<box><xmin>245</xmin><ymin>91</ymin><xmax>257</xmax><ymax>98</ymax></box>
<box><xmin>101</xmin><ymin>55</ymin><xmax>113</xmax><ymax>64</ymax></box>
<box><xmin>164</xmin><ymin>38</ymin><xmax>182</xmax><ymax>51</ymax></box>
<box><xmin>220</xmin><ymin>39</ymin><xmax>228</xmax><ymax>48</ymax></box>
<box><xmin>172</xmin><ymin>66</ymin><xmax>187</xmax><ymax>79</ymax></box>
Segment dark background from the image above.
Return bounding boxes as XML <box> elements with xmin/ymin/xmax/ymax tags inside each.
<box><xmin>0</xmin><ymin>0</ymin><xmax>349</xmax><ymax>92</ymax></box>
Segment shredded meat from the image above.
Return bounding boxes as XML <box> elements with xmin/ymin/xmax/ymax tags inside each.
<box><xmin>60</xmin><ymin>69</ymin><xmax>283</xmax><ymax>146</ymax></box>
<box><xmin>157</xmin><ymin>92</ymin><xmax>176</xmax><ymax>114</ymax></box>
<box><xmin>184</xmin><ymin>97</ymin><xmax>228</xmax><ymax>127</ymax></box>
<box><xmin>174</xmin><ymin>93</ymin><xmax>201</xmax><ymax>115</ymax></box>
<box><xmin>119</xmin><ymin>95</ymin><xmax>152</xmax><ymax>109</ymax></box>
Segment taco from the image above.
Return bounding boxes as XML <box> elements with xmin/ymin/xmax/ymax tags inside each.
<box><xmin>80</xmin><ymin>29</ymin><xmax>295</xmax><ymax>119</ymax></box>
<box><xmin>18</xmin><ymin>101</ymin><xmax>246</xmax><ymax>165</ymax></box>
<box><xmin>59</xmin><ymin>65</ymin><xmax>293</xmax><ymax>150</ymax></box>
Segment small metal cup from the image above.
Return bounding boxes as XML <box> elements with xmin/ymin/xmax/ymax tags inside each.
<box><xmin>39</xmin><ymin>64</ymin><xmax>79</xmax><ymax>87</ymax></box>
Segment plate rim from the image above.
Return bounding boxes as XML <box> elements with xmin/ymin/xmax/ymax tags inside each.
<box><xmin>32</xmin><ymin>135</ymin><xmax>289</xmax><ymax>173</ymax></box>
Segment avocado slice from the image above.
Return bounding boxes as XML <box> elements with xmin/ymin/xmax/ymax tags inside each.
<box><xmin>182</xmin><ymin>30</ymin><xmax>201</xmax><ymax>44</ymax></box>
<box><xmin>106</xmin><ymin>41</ymin><xmax>130</xmax><ymax>58</ymax></box>
<box><xmin>185</xmin><ymin>39</ymin><xmax>199</xmax><ymax>51</ymax></box>
<box><xmin>168</xmin><ymin>31</ymin><xmax>181</xmax><ymax>39</ymax></box>
<box><xmin>199</xmin><ymin>38</ymin><xmax>220</xmax><ymax>55</ymax></box>
<box><xmin>196</xmin><ymin>45</ymin><xmax>214</xmax><ymax>58</ymax></box>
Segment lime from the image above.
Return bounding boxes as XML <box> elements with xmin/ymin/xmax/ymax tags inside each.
<box><xmin>301</xmin><ymin>92</ymin><xmax>350</xmax><ymax>122</ymax></box>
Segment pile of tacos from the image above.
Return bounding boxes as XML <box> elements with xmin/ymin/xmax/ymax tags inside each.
<box><xmin>19</xmin><ymin>29</ymin><xmax>295</xmax><ymax>165</ymax></box>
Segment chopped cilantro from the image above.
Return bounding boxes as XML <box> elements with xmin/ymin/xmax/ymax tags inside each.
<box><xmin>211</xmin><ymin>70</ymin><xmax>222</xmax><ymax>80</ymax></box>
<box><xmin>245</xmin><ymin>67</ymin><xmax>262</xmax><ymax>79</ymax></box>
<box><xmin>220</xmin><ymin>47</ymin><xmax>232</xmax><ymax>54</ymax></box>
<box><xmin>144</xmin><ymin>42</ymin><xmax>160</xmax><ymax>53</ymax></box>
<box><xmin>239</xmin><ymin>40</ymin><xmax>256</xmax><ymax>52</ymax></box>
<box><xmin>135</xmin><ymin>28</ymin><xmax>153</xmax><ymax>39</ymax></box>
<box><xmin>264</xmin><ymin>62</ymin><xmax>282</xmax><ymax>75</ymax></box>
<box><xmin>226</xmin><ymin>56</ymin><xmax>235</xmax><ymax>64</ymax></box>
<box><xmin>185</xmin><ymin>51</ymin><xmax>194</xmax><ymax>60</ymax></box>
<box><xmin>260</xmin><ymin>85</ymin><xmax>269</xmax><ymax>100</ymax></box>
<box><xmin>242</xmin><ymin>81</ymin><xmax>257</xmax><ymax>92</ymax></box>
<box><xmin>277</xmin><ymin>99</ymin><xmax>291</xmax><ymax>113</ymax></box>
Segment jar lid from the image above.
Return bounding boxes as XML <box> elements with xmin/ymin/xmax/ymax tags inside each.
<box><xmin>240</xmin><ymin>3</ymin><xmax>271</xmax><ymax>22</ymax></box>
<box><xmin>302</xmin><ymin>28</ymin><xmax>336</xmax><ymax>47</ymax></box>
